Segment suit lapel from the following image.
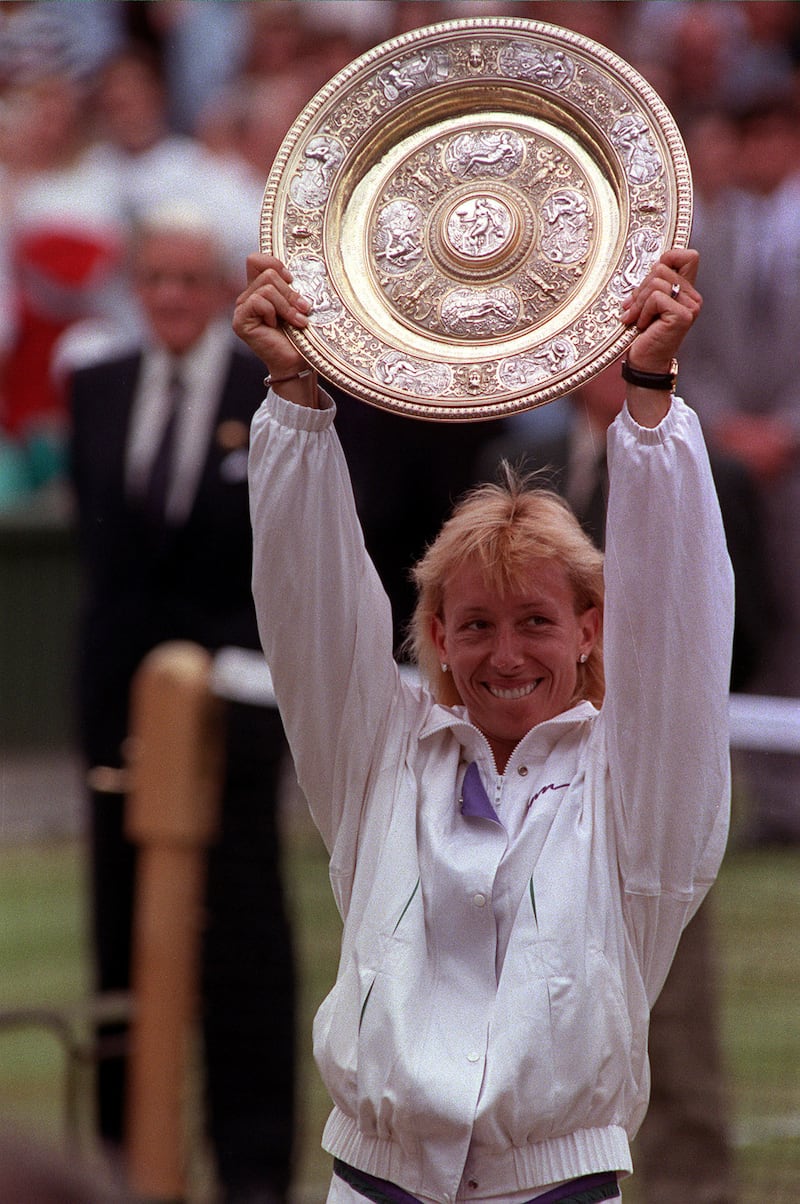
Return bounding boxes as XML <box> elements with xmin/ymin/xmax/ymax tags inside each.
<box><xmin>181</xmin><ymin>350</ymin><xmax>259</xmax><ymax>525</ymax></box>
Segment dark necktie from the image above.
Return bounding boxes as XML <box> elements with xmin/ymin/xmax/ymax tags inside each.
<box><xmin>144</xmin><ymin>366</ymin><xmax>184</xmax><ymax>524</ymax></box>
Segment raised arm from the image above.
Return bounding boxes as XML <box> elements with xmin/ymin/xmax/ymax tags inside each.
<box><xmin>233</xmin><ymin>253</ymin><xmax>406</xmax><ymax>857</ymax></box>
<box><xmin>604</xmin><ymin>250</ymin><xmax>733</xmax><ymax>996</ymax></box>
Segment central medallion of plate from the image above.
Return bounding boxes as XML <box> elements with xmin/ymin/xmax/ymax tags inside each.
<box><xmin>442</xmin><ymin>192</ymin><xmax>518</xmax><ymax>264</ymax></box>
<box><xmin>368</xmin><ymin>123</ymin><xmax>596</xmax><ymax>344</ymax></box>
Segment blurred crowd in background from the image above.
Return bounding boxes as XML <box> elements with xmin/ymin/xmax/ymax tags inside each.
<box><xmin>1</xmin><ymin>0</ymin><xmax>799</xmax><ymax>840</ymax></box>
<box><xmin>0</xmin><ymin>0</ymin><xmax>797</xmax><ymax>509</ymax></box>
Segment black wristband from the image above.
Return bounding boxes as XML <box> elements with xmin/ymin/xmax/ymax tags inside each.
<box><xmin>621</xmin><ymin>357</ymin><xmax>678</xmax><ymax>391</ymax></box>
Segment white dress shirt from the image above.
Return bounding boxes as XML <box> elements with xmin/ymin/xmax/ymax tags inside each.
<box><xmin>126</xmin><ymin>318</ymin><xmax>233</xmax><ymax>523</ymax></box>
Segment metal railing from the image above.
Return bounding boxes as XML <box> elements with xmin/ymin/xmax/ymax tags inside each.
<box><xmin>212</xmin><ymin>644</ymin><xmax>800</xmax><ymax>753</ymax></box>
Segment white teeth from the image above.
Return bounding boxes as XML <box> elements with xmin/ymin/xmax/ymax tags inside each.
<box><xmin>488</xmin><ymin>682</ymin><xmax>538</xmax><ymax>700</ymax></box>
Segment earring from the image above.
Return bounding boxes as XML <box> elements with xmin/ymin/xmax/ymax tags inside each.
<box><xmin>579</xmin><ymin>653</ymin><xmax>588</xmax><ymax>664</ymax></box>
<box><xmin>441</xmin><ymin>663</ymin><xmax>449</xmax><ymax>673</ymax></box>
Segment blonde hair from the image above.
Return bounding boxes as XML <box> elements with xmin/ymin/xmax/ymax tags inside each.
<box><xmin>407</xmin><ymin>463</ymin><xmax>605</xmax><ymax>708</ymax></box>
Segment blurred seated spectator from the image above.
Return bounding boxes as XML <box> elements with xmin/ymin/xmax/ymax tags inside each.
<box><xmin>627</xmin><ymin>0</ymin><xmax>799</xmax><ymax>125</ymax></box>
<box><xmin>682</xmin><ymin>109</ymin><xmax>740</xmax><ymax>234</ymax></box>
<box><xmin>295</xmin><ymin>0</ymin><xmax>394</xmax><ymax>87</ymax></box>
<box><xmin>0</xmin><ymin>61</ymin><xmax>128</xmax><ymax>506</ymax></box>
<box><xmin>196</xmin><ymin>71</ymin><xmax>313</xmax><ymax>204</ymax></box>
<box><xmin>516</xmin><ymin>1</ymin><xmax>630</xmax><ymax>55</ymax></box>
<box><xmin>235</xmin><ymin>0</ymin><xmax>320</xmax><ymax>87</ymax></box>
<box><xmin>0</xmin><ymin>0</ymin><xmax>123</xmax><ymax>86</ymax></box>
<box><xmin>86</xmin><ymin>41</ymin><xmax>260</xmax><ymax>284</ymax></box>
<box><xmin>124</xmin><ymin>0</ymin><xmax>249</xmax><ymax>136</ymax></box>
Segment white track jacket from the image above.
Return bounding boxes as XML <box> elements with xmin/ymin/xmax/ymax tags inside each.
<box><xmin>248</xmin><ymin>389</ymin><xmax>734</xmax><ymax>1202</ymax></box>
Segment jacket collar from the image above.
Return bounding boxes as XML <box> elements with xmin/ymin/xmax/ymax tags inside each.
<box><xmin>419</xmin><ymin>699</ymin><xmax>598</xmax><ymax>770</ymax></box>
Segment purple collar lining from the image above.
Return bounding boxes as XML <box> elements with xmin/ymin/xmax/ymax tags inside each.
<box><xmin>460</xmin><ymin>760</ymin><xmax>500</xmax><ymax>823</ymax></box>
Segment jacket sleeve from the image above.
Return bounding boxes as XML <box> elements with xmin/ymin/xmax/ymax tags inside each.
<box><xmin>602</xmin><ymin>397</ymin><xmax>734</xmax><ymax>998</ymax></box>
<box><xmin>248</xmin><ymin>389</ymin><xmax>406</xmax><ymax>857</ymax></box>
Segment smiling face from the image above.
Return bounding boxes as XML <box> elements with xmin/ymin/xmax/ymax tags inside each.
<box><xmin>431</xmin><ymin>556</ymin><xmax>599</xmax><ymax>772</ymax></box>
<box><xmin>134</xmin><ymin>229</ymin><xmax>229</xmax><ymax>356</ymax></box>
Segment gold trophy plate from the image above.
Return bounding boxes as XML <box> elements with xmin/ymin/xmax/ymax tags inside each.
<box><xmin>260</xmin><ymin>18</ymin><xmax>692</xmax><ymax>421</ymax></box>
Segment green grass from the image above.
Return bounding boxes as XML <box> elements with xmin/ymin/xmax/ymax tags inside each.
<box><xmin>0</xmin><ymin>843</ymin><xmax>91</xmax><ymax>1144</ymax></box>
<box><xmin>716</xmin><ymin>850</ymin><xmax>800</xmax><ymax>1201</ymax></box>
<box><xmin>1</xmin><ymin>830</ymin><xmax>799</xmax><ymax>1202</ymax></box>
<box><xmin>284</xmin><ymin>820</ymin><xmax>342</xmax><ymax>1202</ymax></box>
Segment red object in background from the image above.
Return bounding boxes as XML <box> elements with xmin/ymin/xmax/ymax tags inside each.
<box><xmin>1</xmin><ymin>226</ymin><xmax>124</xmax><ymax>437</ymax></box>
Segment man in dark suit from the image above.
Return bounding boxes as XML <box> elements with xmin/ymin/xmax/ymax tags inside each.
<box><xmin>68</xmin><ymin>205</ymin><xmax>295</xmax><ymax>1204</ymax></box>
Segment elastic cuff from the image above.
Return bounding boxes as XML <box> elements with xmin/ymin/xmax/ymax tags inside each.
<box><xmin>265</xmin><ymin>384</ymin><xmax>336</xmax><ymax>430</ymax></box>
<box><xmin>619</xmin><ymin>394</ymin><xmax>685</xmax><ymax>443</ymax></box>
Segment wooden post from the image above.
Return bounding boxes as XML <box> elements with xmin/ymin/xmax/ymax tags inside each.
<box><xmin>124</xmin><ymin>642</ymin><xmax>225</xmax><ymax>1201</ymax></box>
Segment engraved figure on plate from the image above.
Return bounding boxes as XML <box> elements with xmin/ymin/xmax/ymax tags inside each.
<box><xmin>383</xmin><ymin>271</ymin><xmax>437</xmax><ymax>325</ymax></box>
<box><xmin>498</xmin><ymin>337</ymin><xmax>577</xmax><ymax>387</ymax></box>
<box><xmin>448</xmin><ymin>197</ymin><xmax>513</xmax><ymax>258</ymax></box>
<box><xmin>378</xmin><ymin>49</ymin><xmax>450</xmax><ymax>102</ymax></box>
<box><xmin>375</xmin><ymin>200</ymin><xmax>425</xmax><ymax>272</ymax></box>
<box><xmin>286</xmin><ymin>255</ymin><xmax>342</xmax><ymax>324</ymax></box>
<box><xmin>540</xmin><ymin>189</ymin><xmax>591</xmax><ymax>264</ymax></box>
<box><xmin>445</xmin><ymin>130</ymin><xmax>524</xmax><ymax>179</ymax></box>
<box><xmin>440</xmin><ymin>287</ymin><xmax>520</xmax><ymax>337</ymax></box>
<box><xmin>611</xmin><ymin>226</ymin><xmax>662</xmax><ymax>294</ymax></box>
<box><xmin>376</xmin><ymin>351</ymin><xmax>452</xmax><ymax>397</ymax></box>
<box><xmin>497</xmin><ymin>43</ymin><xmax>574</xmax><ymax>89</ymax></box>
<box><xmin>467</xmin><ymin>42</ymin><xmax>485</xmax><ymax>71</ymax></box>
<box><xmin>466</xmin><ymin>364</ymin><xmax>493</xmax><ymax>392</ymax></box>
<box><xmin>610</xmin><ymin>114</ymin><xmax>662</xmax><ymax>185</ymax></box>
<box><xmin>289</xmin><ymin>135</ymin><xmax>345</xmax><ymax>210</ymax></box>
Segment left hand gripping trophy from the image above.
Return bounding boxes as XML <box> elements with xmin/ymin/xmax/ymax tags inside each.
<box><xmin>261</xmin><ymin>16</ymin><xmax>692</xmax><ymax>421</ymax></box>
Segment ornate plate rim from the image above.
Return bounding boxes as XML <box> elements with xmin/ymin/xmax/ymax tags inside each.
<box><xmin>261</xmin><ymin>16</ymin><xmax>692</xmax><ymax>422</ymax></box>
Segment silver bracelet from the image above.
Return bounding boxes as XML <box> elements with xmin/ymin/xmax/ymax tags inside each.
<box><xmin>264</xmin><ymin>368</ymin><xmax>314</xmax><ymax>388</ymax></box>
